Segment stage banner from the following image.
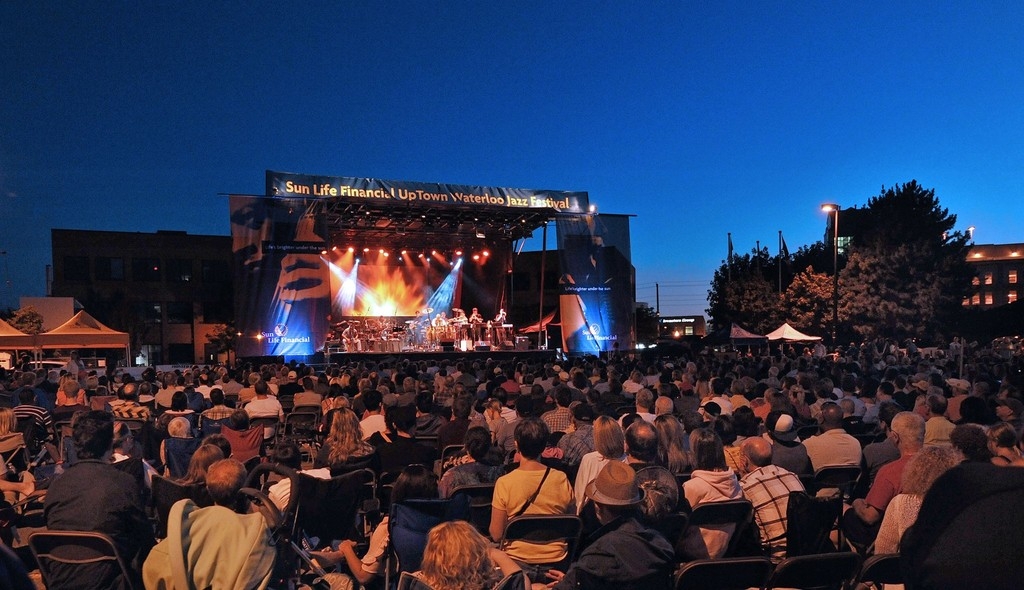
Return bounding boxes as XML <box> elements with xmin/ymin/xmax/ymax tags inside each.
<box><xmin>266</xmin><ymin>170</ymin><xmax>589</xmax><ymax>214</ymax></box>
<box><xmin>230</xmin><ymin>195</ymin><xmax>330</xmax><ymax>357</ymax></box>
<box><xmin>556</xmin><ymin>214</ymin><xmax>634</xmax><ymax>354</ymax></box>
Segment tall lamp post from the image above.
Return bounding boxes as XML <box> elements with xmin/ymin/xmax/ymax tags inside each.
<box><xmin>820</xmin><ymin>203</ymin><xmax>840</xmax><ymax>344</ymax></box>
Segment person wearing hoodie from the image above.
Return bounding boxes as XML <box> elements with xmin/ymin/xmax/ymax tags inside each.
<box><xmin>679</xmin><ymin>427</ymin><xmax>743</xmax><ymax>559</ymax></box>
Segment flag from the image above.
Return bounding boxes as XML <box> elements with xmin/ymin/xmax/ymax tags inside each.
<box><xmin>728</xmin><ymin>233</ymin><xmax>734</xmax><ymax>262</ymax></box>
<box><xmin>781</xmin><ymin>232</ymin><xmax>790</xmax><ymax>258</ymax></box>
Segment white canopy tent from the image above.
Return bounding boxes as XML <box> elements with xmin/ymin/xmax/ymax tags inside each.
<box><xmin>765</xmin><ymin>323</ymin><xmax>822</xmax><ymax>342</ymax></box>
<box><xmin>34</xmin><ymin>310</ymin><xmax>131</xmax><ymax>363</ymax></box>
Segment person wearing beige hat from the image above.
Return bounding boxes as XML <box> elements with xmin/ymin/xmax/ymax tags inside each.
<box><xmin>538</xmin><ymin>461</ymin><xmax>674</xmax><ymax>590</ymax></box>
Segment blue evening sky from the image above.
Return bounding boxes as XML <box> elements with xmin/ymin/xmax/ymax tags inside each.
<box><xmin>2</xmin><ymin>2</ymin><xmax>1022</xmax><ymax>316</ymax></box>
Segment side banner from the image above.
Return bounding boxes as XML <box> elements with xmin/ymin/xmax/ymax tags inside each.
<box><xmin>229</xmin><ymin>196</ymin><xmax>330</xmax><ymax>357</ymax></box>
<box><xmin>266</xmin><ymin>170</ymin><xmax>589</xmax><ymax>214</ymax></box>
<box><xmin>556</xmin><ymin>214</ymin><xmax>634</xmax><ymax>354</ymax></box>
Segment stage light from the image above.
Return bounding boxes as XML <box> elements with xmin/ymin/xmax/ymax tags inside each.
<box><xmin>383</xmin><ymin>251</ymin><xmax>389</xmax><ymax>257</ymax></box>
<box><xmin>431</xmin><ymin>250</ymin><xmax>437</xmax><ymax>255</ymax></box>
<box><xmin>482</xmin><ymin>250</ymin><xmax>490</xmax><ymax>257</ymax></box>
<box><xmin>419</xmin><ymin>253</ymin><xmax>425</xmax><ymax>258</ymax></box>
<box><xmin>455</xmin><ymin>249</ymin><xmax>463</xmax><ymax>256</ymax></box>
<box><xmin>401</xmin><ymin>250</ymin><xmax>407</xmax><ymax>255</ymax></box>
<box><xmin>331</xmin><ymin>246</ymin><xmax>338</xmax><ymax>252</ymax></box>
<box><xmin>320</xmin><ymin>250</ymin><xmax>327</xmax><ymax>255</ymax></box>
<box><xmin>588</xmin><ymin>204</ymin><xmax>597</xmax><ymax>214</ymax></box>
<box><xmin>363</xmin><ymin>247</ymin><xmax>370</xmax><ymax>253</ymax></box>
<box><xmin>472</xmin><ymin>254</ymin><xmax>480</xmax><ymax>261</ymax></box>
<box><xmin>379</xmin><ymin>248</ymin><xmax>385</xmax><ymax>254</ymax></box>
<box><xmin>348</xmin><ymin>246</ymin><xmax>354</xmax><ymax>253</ymax></box>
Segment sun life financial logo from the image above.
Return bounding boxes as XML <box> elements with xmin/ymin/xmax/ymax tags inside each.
<box><xmin>274</xmin><ymin>324</ymin><xmax>288</xmax><ymax>337</ymax></box>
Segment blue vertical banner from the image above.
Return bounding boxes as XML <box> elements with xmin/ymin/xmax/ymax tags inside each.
<box><xmin>230</xmin><ymin>196</ymin><xmax>330</xmax><ymax>357</ymax></box>
<box><xmin>556</xmin><ymin>214</ymin><xmax>634</xmax><ymax>353</ymax></box>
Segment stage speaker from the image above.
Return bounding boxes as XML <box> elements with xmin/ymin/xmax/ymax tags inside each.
<box><xmin>442</xmin><ymin>344</ymin><xmax>456</xmax><ymax>352</ymax></box>
<box><xmin>474</xmin><ymin>344</ymin><xmax>492</xmax><ymax>352</ymax></box>
<box><xmin>515</xmin><ymin>336</ymin><xmax>530</xmax><ymax>351</ymax></box>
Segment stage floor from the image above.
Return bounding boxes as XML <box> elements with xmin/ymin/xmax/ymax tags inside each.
<box><xmin>327</xmin><ymin>348</ymin><xmax>558</xmax><ymax>365</ymax></box>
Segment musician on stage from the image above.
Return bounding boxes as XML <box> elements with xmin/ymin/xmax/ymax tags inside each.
<box><xmin>493</xmin><ymin>308</ymin><xmax>507</xmax><ymax>325</ymax></box>
<box><xmin>468</xmin><ymin>307</ymin><xmax>484</xmax><ymax>341</ymax></box>
<box><xmin>341</xmin><ymin>322</ymin><xmax>358</xmax><ymax>351</ymax></box>
<box><xmin>432</xmin><ymin>312</ymin><xmax>448</xmax><ymax>327</ymax></box>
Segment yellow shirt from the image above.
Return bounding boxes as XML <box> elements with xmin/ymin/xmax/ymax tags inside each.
<box><xmin>492</xmin><ymin>467</ymin><xmax>573</xmax><ymax>563</ymax></box>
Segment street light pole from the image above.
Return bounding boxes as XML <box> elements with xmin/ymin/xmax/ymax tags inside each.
<box><xmin>821</xmin><ymin>203</ymin><xmax>840</xmax><ymax>344</ymax></box>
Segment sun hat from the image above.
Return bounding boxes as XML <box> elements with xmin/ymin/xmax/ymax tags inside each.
<box><xmin>585</xmin><ymin>461</ymin><xmax>642</xmax><ymax>506</ymax></box>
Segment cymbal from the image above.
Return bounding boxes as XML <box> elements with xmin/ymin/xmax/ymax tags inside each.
<box><xmin>348</xmin><ymin>320</ymin><xmax>361</xmax><ymax>324</ymax></box>
<box><xmin>424</xmin><ymin>307</ymin><xmax>434</xmax><ymax>313</ymax></box>
<box><xmin>405</xmin><ymin>320</ymin><xmax>417</xmax><ymax>324</ymax></box>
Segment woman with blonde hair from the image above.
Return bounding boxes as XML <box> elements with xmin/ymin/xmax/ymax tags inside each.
<box><xmin>416</xmin><ymin>520</ymin><xmax>522</xmax><ymax>590</ymax></box>
<box><xmin>0</xmin><ymin>407</ymin><xmax>36</xmax><ymax>500</ymax></box>
<box><xmin>654</xmin><ymin>414</ymin><xmax>691</xmax><ymax>474</ymax></box>
<box><xmin>315</xmin><ymin>408</ymin><xmax>379</xmax><ymax>473</ymax></box>
<box><xmin>875</xmin><ymin>445</ymin><xmax>963</xmax><ymax>554</ymax></box>
<box><xmin>573</xmin><ymin>415</ymin><xmax>626</xmax><ymax>510</ymax></box>
<box><xmin>177</xmin><ymin>443</ymin><xmax>224</xmax><ymax>486</ymax></box>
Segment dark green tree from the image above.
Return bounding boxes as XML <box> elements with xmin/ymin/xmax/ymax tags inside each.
<box><xmin>782</xmin><ymin>266</ymin><xmax>833</xmax><ymax>336</ymax></box>
<box><xmin>9</xmin><ymin>306</ymin><xmax>44</xmax><ymax>334</ymax></box>
<box><xmin>707</xmin><ymin>248</ymin><xmax>784</xmax><ymax>334</ymax></box>
<box><xmin>634</xmin><ymin>304</ymin><xmax>659</xmax><ymax>345</ymax></box>
<box><xmin>838</xmin><ymin>181</ymin><xmax>972</xmax><ymax>341</ymax></box>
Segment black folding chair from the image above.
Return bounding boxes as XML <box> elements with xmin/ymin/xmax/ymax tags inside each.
<box><xmin>450</xmin><ymin>482</ymin><xmax>495</xmax><ymax>534</ymax></box>
<box><xmin>855</xmin><ymin>553</ymin><xmax>903</xmax><ymax>589</ymax></box>
<box><xmin>673</xmin><ymin>556</ymin><xmax>773</xmax><ymax>590</ymax></box>
<box><xmin>765</xmin><ymin>551</ymin><xmax>862</xmax><ymax>590</ymax></box>
<box><xmin>29</xmin><ymin>530</ymin><xmax>140</xmax><ymax>590</ymax></box>
<box><xmin>686</xmin><ymin>498</ymin><xmax>755</xmax><ymax>558</ymax></box>
<box><xmin>498</xmin><ymin>514</ymin><xmax>583</xmax><ymax>573</ymax></box>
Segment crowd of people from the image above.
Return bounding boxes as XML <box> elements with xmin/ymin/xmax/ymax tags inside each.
<box><xmin>0</xmin><ymin>335</ymin><xmax>1022</xmax><ymax>588</ymax></box>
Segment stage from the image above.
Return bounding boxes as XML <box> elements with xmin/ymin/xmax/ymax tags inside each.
<box><xmin>326</xmin><ymin>348</ymin><xmax>558</xmax><ymax>365</ymax></box>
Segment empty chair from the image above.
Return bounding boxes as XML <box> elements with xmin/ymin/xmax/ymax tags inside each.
<box><xmin>30</xmin><ymin>530</ymin><xmax>140</xmax><ymax>590</ymax></box>
<box><xmin>387</xmin><ymin>496</ymin><xmax>471</xmax><ymax>586</ymax></box>
<box><xmin>294</xmin><ymin>468</ymin><xmax>375</xmax><ymax>545</ymax></box>
<box><xmin>765</xmin><ymin>551</ymin><xmax>862</xmax><ymax>590</ymax></box>
<box><xmin>684</xmin><ymin>498</ymin><xmax>755</xmax><ymax>559</ymax></box>
<box><xmin>814</xmin><ymin>465</ymin><xmax>862</xmax><ymax>501</ymax></box>
<box><xmin>673</xmin><ymin>556</ymin><xmax>773</xmax><ymax>590</ymax></box>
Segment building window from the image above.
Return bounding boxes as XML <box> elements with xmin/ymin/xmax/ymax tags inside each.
<box><xmin>166</xmin><ymin>302</ymin><xmax>192</xmax><ymax>324</ymax></box>
<box><xmin>132</xmin><ymin>258</ymin><xmax>162</xmax><ymax>282</ymax></box>
<box><xmin>138</xmin><ymin>344</ymin><xmax>162</xmax><ymax>366</ymax></box>
<box><xmin>972</xmin><ymin>276</ymin><xmax>980</xmax><ymax>286</ymax></box>
<box><xmin>972</xmin><ymin>294</ymin><xmax>980</xmax><ymax>305</ymax></box>
<box><xmin>139</xmin><ymin>302</ymin><xmax>162</xmax><ymax>323</ymax></box>
<box><xmin>1010</xmin><ymin>270</ymin><xmax>1019</xmax><ymax>284</ymax></box>
<box><xmin>984</xmin><ymin>293</ymin><xmax>994</xmax><ymax>305</ymax></box>
<box><xmin>963</xmin><ymin>297</ymin><xmax>971</xmax><ymax>307</ymax></box>
<box><xmin>95</xmin><ymin>257</ymin><xmax>124</xmax><ymax>281</ymax></box>
<box><xmin>1010</xmin><ymin>291</ymin><xmax>1018</xmax><ymax>304</ymax></box>
<box><xmin>984</xmin><ymin>272</ymin><xmax>993</xmax><ymax>285</ymax></box>
<box><xmin>201</xmin><ymin>259</ymin><xmax>230</xmax><ymax>283</ymax></box>
<box><xmin>165</xmin><ymin>259</ymin><xmax>193</xmax><ymax>283</ymax></box>
<box><xmin>63</xmin><ymin>256</ymin><xmax>90</xmax><ymax>281</ymax></box>
<box><xmin>202</xmin><ymin>300</ymin><xmax>232</xmax><ymax>324</ymax></box>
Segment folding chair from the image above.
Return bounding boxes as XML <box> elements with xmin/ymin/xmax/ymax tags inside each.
<box><xmin>29</xmin><ymin>530</ymin><xmax>140</xmax><ymax>590</ymax></box>
<box><xmin>293</xmin><ymin>468</ymin><xmax>375</xmax><ymax>546</ymax></box>
<box><xmin>0</xmin><ymin>432</ymin><xmax>27</xmax><ymax>475</ymax></box>
<box><xmin>279</xmin><ymin>410</ymin><xmax>320</xmax><ymax>452</ymax></box>
<box><xmin>498</xmin><ymin>514</ymin><xmax>583</xmax><ymax>573</ymax></box>
<box><xmin>765</xmin><ymin>551</ymin><xmax>862</xmax><ymax>590</ymax></box>
<box><xmin>855</xmin><ymin>553</ymin><xmax>902</xmax><ymax>590</ymax></box>
<box><xmin>221</xmin><ymin>425</ymin><xmax>264</xmax><ymax>463</ymax></box>
<box><xmin>90</xmin><ymin>395</ymin><xmax>117</xmax><ymax>411</ymax></box>
<box><xmin>785</xmin><ymin>490</ymin><xmax>842</xmax><ymax>557</ymax></box>
<box><xmin>673</xmin><ymin>556</ymin><xmax>773</xmax><ymax>590</ymax></box>
<box><xmin>814</xmin><ymin>465</ymin><xmax>862</xmax><ymax>502</ymax></box>
<box><xmin>150</xmin><ymin>474</ymin><xmax>212</xmax><ymax>538</ymax></box>
<box><xmin>386</xmin><ymin>496</ymin><xmax>472</xmax><ymax>588</ymax></box>
<box><xmin>396</xmin><ymin>571</ymin><xmax>435</xmax><ymax>590</ymax></box>
<box><xmin>199</xmin><ymin>416</ymin><xmax>229</xmax><ymax>437</ymax></box>
<box><xmin>686</xmin><ymin>498</ymin><xmax>755</xmax><ymax>558</ymax></box>
<box><xmin>450</xmin><ymin>482</ymin><xmax>495</xmax><ymax>534</ymax></box>
<box><xmin>162</xmin><ymin>437</ymin><xmax>202</xmax><ymax>479</ymax></box>
<box><xmin>251</xmin><ymin>416</ymin><xmax>281</xmax><ymax>444</ymax></box>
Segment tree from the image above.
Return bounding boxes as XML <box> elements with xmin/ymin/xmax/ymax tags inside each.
<box><xmin>8</xmin><ymin>305</ymin><xmax>43</xmax><ymax>334</ymax></box>
<box><xmin>839</xmin><ymin>181</ymin><xmax>972</xmax><ymax>342</ymax></box>
<box><xmin>206</xmin><ymin>322</ymin><xmax>238</xmax><ymax>361</ymax></box>
<box><xmin>783</xmin><ymin>266</ymin><xmax>833</xmax><ymax>336</ymax></box>
<box><xmin>635</xmin><ymin>304</ymin><xmax>659</xmax><ymax>345</ymax></box>
<box><xmin>707</xmin><ymin>248</ymin><xmax>785</xmax><ymax>333</ymax></box>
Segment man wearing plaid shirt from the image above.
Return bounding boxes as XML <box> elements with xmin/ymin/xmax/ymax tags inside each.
<box><xmin>738</xmin><ymin>436</ymin><xmax>804</xmax><ymax>559</ymax></box>
<box><xmin>541</xmin><ymin>386</ymin><xmax>574</xmax><ymax>433</ymax></box>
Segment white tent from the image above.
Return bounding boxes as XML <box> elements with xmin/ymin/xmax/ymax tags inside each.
<box><xmin>35</xmin><ymin>311</ymin><xmax>131</xmax><ymax>361</ymax></box>
<box><xmin>765</xmin><ymin>323</ymin><xmax>822</xmax><ymax>342</ymax></box>
<box><xmin>0</xmin><ymin>317</ymin><xmax>34</xmax><ymax>349</ymax></box>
